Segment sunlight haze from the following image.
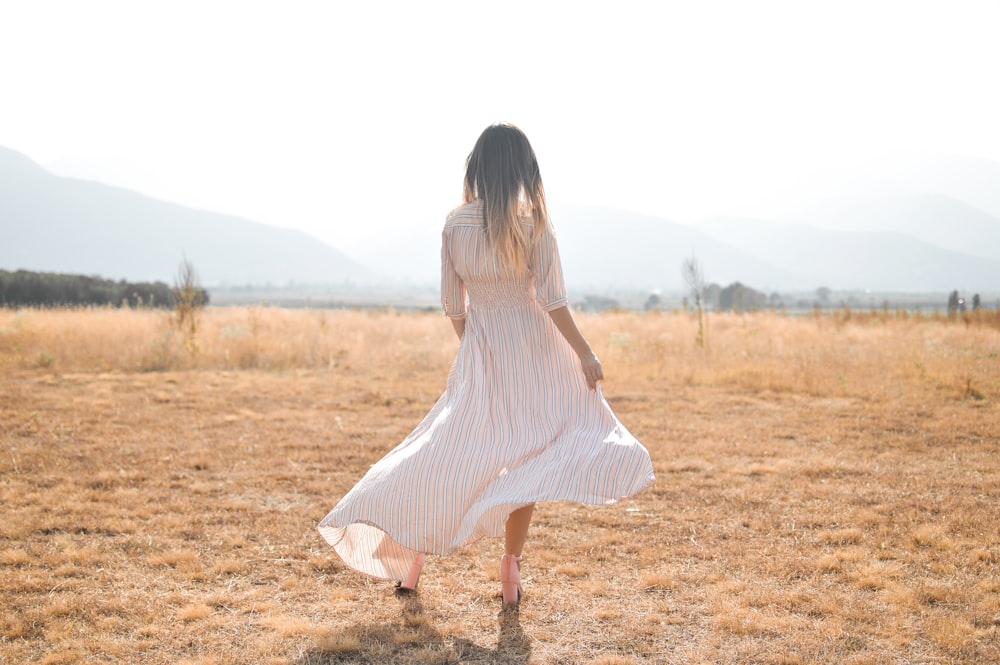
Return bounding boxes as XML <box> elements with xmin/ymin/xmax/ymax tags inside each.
<box><xmin>2</xmin><ymin>0</ymin><xmax>999</xmax><ymax>261</ymax></box>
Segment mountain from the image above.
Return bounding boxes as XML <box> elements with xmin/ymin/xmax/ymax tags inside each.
<box><xmin>775</xmin><ymin>153</ymin><xmax>1000</xmax><ymax>262</ymax></box>
<box><xmin>867</xmin><ymin>153</ymin><xmax>1000</xmax><ymax>220</ymax></box>
<box><xmin>728</xmin><ymin>152</ymin><xmax>1000</xmax><ymax>291</ymax></box>
<box><xmin>552</xmin><ymin>204</ymin><xmax>800</xmax><ymax>292</ymax></box>
<box><xmin>0</xmin><ymin>146</ymin><xmax>48</xmax><ymax>179</ymax></box>
<box><xmin>0</xmin><ymin>146</ymin><xmax>371</xmax><ymax>286</ymax></box>
<box><xmin>697</xmin><ymin>217</ymin><xmax>1000</xmax><ymax>292</ymax></box>
<box><xmin>360</xmin><ymin>203</ymin><xmax>803</xmax><ymax>292</ymax></box>
<box><xmin>811</xmin><ymin>195</ymin><xmax>1000</xmax><ymax>262</ymax></box>
<box><xmin>45</xmin><ymin>155</ymin><xmax>146</xmax><ymax>194</ymax></box>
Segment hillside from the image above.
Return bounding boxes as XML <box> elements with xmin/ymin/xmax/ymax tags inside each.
<box><xmin>818</xmin><ymin>195</ymin><xmax>1000</xmax><ymax>261</ymax></box>
<box><xmin>0</xmin><ymin>146</ymin><xmax>49</xmax><ymax>178</ymax></box>
<box><xmin>784</xmin><ymin>193</ymin><xmax>1000</xmax><ymax>262</ymax></box>
<box><xmin>697</xmin><ymin>217</ymin><xmax>1000</xmax><ymax>292</ymax></box>
<box><xmin>870</xmin><ymin>152</ymin><xmax>1000</xmax><ymax>220</ymax></box>
<box><xmin>553</xmin><ymin>204</ymin><xmax>801</xmax><ymax>292</ymax></box>
<box><xmin>0</xmin><ymin>146</ymin><xmax>371</xmax><ymax>286</ymax></box>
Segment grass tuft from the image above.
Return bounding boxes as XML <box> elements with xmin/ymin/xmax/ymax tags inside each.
<box><xmin>317</xmin><ymin>632</ymin><xmax>361</xmax><ymax>654</ymax></box>
<box><xmin>177</xmin><ymin>605</ymin><xmax>212</xmax><ymax>622</ymax></box>
<box><xmin>0</xmin><ymin>549</ymin><xmax>32</xmax><ymax>566</ymax></box>
<box><xmin>818</xmin><ymin>528</ymin><xmax>863</xmax><ymax>545</ymax></box>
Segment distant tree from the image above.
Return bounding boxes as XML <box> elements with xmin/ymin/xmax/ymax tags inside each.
<box><xmin>0</xmin><ymin>269</ymin><xmax>173</xmax><ymax>308</ymax></box>
<box><xmin>972</xmin><ymin>293</ymin><xmax>981</xmax><ymax>311</ymax></box>
<box><xmin>816</xmin><ymin>286</ymin><xmax>832</xmax><ymax>305</ymax></box>
<box><xmin>682</xmin><ymin>255</ymin><xmax>707</xmax><ymax>347</ymax></box>
<box><xmin>644</xmin><ymin>292</ymin><xmax>662</xmax><ymax>311</ymax></box>
<box><xmin>719</xmin><ymin>282</ymin><xmax>767</xmax><ymax>313</ymax></box>
<box><xmin>948</xmin><ymin>290</ymin><xmax>960</xmax><ymax>317</ymax></box>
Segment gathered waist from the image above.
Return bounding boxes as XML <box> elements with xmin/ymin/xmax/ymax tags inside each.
<box><xmin>467</xmin><ymin>298</ymin><xmax>540</xmax><ymax>313</ymax></box>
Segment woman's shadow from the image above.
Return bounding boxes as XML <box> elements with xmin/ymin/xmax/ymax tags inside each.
<box><xmin>294</xmin><ymin>591</ymin><xmax>531</xmax><ymax>664</ymax></box>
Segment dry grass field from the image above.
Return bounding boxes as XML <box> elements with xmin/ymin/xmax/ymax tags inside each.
<box><xmin>1</xmin><ymin>306</ymin><xmax>998</xmax><ymax>664</ymax></box>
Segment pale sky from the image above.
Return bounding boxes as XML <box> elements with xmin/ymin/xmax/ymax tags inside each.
<box><xmin>2</xmin><ymin>0</ymin><xmax>999</xmax><ymax>257</ymax></box>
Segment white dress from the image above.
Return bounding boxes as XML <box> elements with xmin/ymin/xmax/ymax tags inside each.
<box><xmin>317</xmin><ymin>200</ymin><xmax>655</xmax><ymax>581</ymax></box>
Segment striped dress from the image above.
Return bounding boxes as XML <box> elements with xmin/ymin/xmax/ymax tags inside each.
<box><xmin>317</xmin><ymin>200</ymin><xmax>655</xmax><ymax>582</ymax></box>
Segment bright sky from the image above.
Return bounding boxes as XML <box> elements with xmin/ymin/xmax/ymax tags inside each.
<box><xmin>2</xmin><ymin>0</ymin><xmax>999</xmax><ymax>256</ymax></box>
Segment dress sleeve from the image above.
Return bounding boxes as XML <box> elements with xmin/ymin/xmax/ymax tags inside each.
<box><xmin>532</xmin><ymin>224</ymin><xmax>569</xmax><ymax>312</ymax></box>
<box><xmin>441</xmin><ymin>228</ymin><xmax>467</xmax><ymax>319</ymax></box>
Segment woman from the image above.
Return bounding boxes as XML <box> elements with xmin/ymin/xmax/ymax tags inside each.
<box><xmin>318</xmin><ymin>123</ymin><xmax>654</xmax><ymax>606</ymax></box>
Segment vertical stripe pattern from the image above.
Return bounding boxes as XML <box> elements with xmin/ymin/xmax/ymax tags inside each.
<box><xmin>317</xmin><ymin>200</ymin><xmax>655</xmax><ymax>582</ymax></box>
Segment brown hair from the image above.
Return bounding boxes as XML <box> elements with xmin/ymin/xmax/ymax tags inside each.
<box><xmin>463</xmin><ymin>123</ymin><xmax>549</xmax><ymax>271</ymax></box>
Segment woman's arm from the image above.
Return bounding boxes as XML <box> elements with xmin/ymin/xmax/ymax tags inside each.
<box><xmin>451</xmin><ymin>316</ymin><xmax>466</xmax><ymax>340</ymax></box>
<box><xmin>546</xmin><ymin>305</ymin><xmax>603</xmax><ymax>390</ymax></box>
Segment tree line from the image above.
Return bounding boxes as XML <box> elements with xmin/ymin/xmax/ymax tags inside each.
<box><xmin>0</xmin><ymin>269</ymin><xmax>209</xmax><ymax>308</ymax></box>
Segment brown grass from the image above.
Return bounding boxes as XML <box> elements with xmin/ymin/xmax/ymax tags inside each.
<box><xmin>1</xmin><ymin>307</ymin><xmax>999</xmax><ymax>663</ymax></box>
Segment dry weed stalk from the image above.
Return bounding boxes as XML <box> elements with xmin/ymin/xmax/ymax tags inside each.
<box><xmin>173</xmin><ymin>257</ymin><xmax>204</xmax><ymax>353</ymax></box>
<box><xmin>681</xmin><ymin>255</ymin><xmax>708</xmax><ymax>348</ymax></box>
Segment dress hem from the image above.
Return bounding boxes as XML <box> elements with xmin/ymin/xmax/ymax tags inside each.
<box><xmin>316</xmin><ymin>473</ymin><xmax>655</xmax><ymax>580</ymax></box>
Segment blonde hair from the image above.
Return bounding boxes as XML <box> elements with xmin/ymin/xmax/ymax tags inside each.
<box><xmin>463</xmin><ymin>123</ymin><xmax>549</xmax><ymax>271</ymax></box>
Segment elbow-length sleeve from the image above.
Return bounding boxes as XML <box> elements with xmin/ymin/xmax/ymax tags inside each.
<box><xmin>532</xmin><ymin>224</ymin><xmax>569</xmax><ymax>312</ymax></box>
<box><xmin>441</xmin><ymin>228</ymin><xmax>467</xmax><ymax>319</ymax></box>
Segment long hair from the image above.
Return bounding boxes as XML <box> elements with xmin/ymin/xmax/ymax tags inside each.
<box><xmin>463</xmin><ymin>123</ymin><xmax>549</xmax><ymax>271</ymax></box>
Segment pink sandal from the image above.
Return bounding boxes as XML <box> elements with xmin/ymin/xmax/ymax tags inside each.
<box><xmin>500</xmin><ymin>554</ymin><xmax>523</xmax><ymax>606</ymax></box>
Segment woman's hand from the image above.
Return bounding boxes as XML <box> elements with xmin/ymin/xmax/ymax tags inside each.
<box><xmin>580</xmin><ymin>353</ymin><xmax>604</xmax><ymax>391</ymax></box>
<box><xmin>546</xmin><ymin>306</ymin><xmax>603</xmax><ymax>390</ymax></box>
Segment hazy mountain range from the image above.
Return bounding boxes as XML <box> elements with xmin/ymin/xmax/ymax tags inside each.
<box><xmin>2</xmin><ymin>145</ymin><xmax>999</xmax><ymax>294</ymax></box>
<box><xmin>0</xmin><ymin>146</ymin><xmax>371</xmax><ymax>286</ymax></box>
